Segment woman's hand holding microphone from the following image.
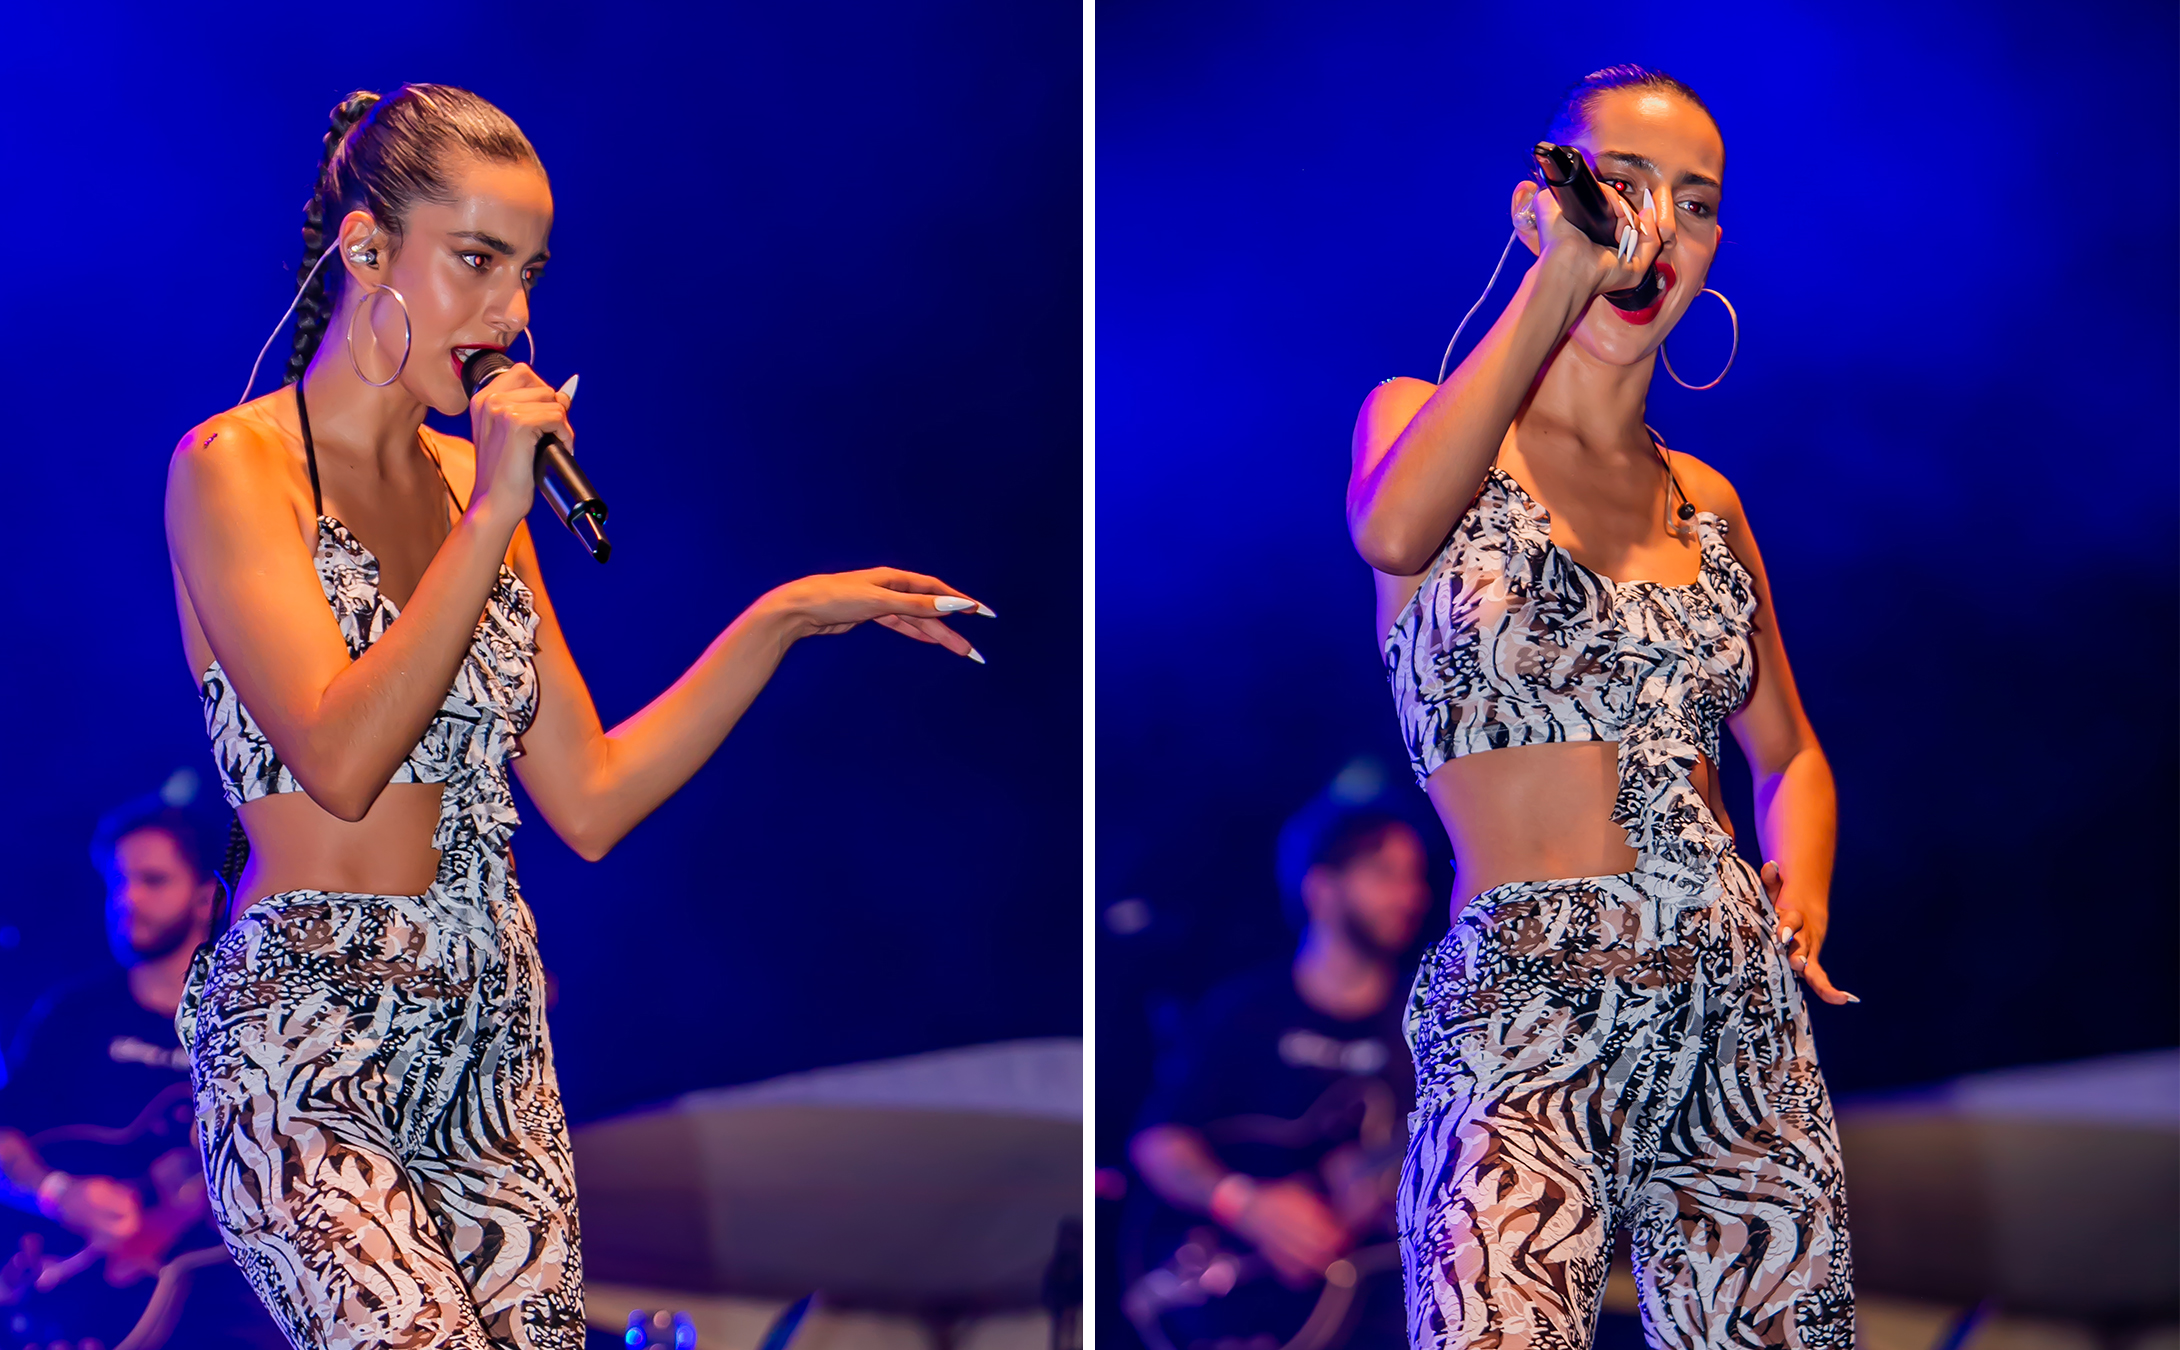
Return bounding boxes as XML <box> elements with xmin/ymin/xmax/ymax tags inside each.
<box><xmin>465</xmin><ymin>360</ymin><xmax>572</xmax><ymax>532</ymax></box>
<box><xmin>1522</xmin><ymin>175</ymin><xmax>1661</xmax><ymax>305</ymax></box>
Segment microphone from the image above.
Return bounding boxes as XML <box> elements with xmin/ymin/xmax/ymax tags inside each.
<box><xmin>461</xmin><ymin>349</ymin><xmax>611</xmax><ymax>563</ymax></box>
<box><xmin>1532</xmin><ymin>143</ymin><xmax>1664</xmax><ymax>313</ymax></box>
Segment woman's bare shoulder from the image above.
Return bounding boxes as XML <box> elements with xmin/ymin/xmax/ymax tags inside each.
<box><xmin>168</xmin><ymin>393</ymin><xmax>304</xmax><ymax>506</ymax></box>
<box><xmin>1665</xmin><ymin>448</ymin><xmax>1747</xmax><ymax>526</ymax></box>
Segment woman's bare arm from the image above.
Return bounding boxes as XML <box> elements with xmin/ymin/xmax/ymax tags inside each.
<box><xmin>1347</xmin><ymin>186</ymin><xmax>1657</xmax><ymax>575</ymax></box>
<box><xmin>505</xmin><ymin>520</ymin><xmax>986</xmax><ymax>862</ymax></box>
<box><xmin>166</xmin><ymin>416</ymin><xmax>524</xmax><ymax>821</ymax></box>
<box><xmin>1689</xmin><ymin>456</ymin><xmax>1853</xmax><ymax>1005</ymax></box>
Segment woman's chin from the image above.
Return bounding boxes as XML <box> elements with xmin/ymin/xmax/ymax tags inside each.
<box><xmin>406</xmin><ymin>374</ymin><xmax>472</xmax><ymax>419</ymax></box>
<box><xmin>1571</xmin><ymin>326</ymin><xmax>1666</xmax><ymax>369</ymax></box>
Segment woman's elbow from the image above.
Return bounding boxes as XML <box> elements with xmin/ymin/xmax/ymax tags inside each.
<box><xmin>1349</xmin><ymin>512</ymin><xmax>1430</xmax><ymax>576</ymax></box>
<box><xmin>557</xmin><ymin>812</ymin><xmax>623</xmax><ymax>863</ymax></box>
<box><xmin>569</xmin><ymin>835</ymin><xmax>614</xmax><ymax>864</ymax></box>
<box><xmin>294</xmin><ymin>771</ymin><xmax>379</xmax><ymax>824</ymax></box>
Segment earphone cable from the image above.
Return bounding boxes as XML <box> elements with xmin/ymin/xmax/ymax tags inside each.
<box><xmin>1437</xmin><ymin>229</ymin><xmax>1521</xmax><ymax>384</ymax></box>
<box><xmin>237</xmin><ymin>242</ymin><xmax>341</xmax><ymax>407</ymax></box>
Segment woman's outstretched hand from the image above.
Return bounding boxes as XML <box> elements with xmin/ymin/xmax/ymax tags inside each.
<box><xmin>761</xmin><ymin>567</ymin><xmax>993</xmax><ymax>662</ymax></box>
<box><xmin>1760</xmin><ymin>859</ymin><xmax>1858</xmax><ymax>1006</ymax></box>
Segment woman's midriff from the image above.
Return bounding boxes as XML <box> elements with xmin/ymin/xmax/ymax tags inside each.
<box><xmin>1425</xmin><ymin>740</ymin><xmax>1731</xmax><ymax>915</ymax></box>
<box><xmin>231</xmin><ymin>783</ymin><xmax>446</xmax><ymax>920</ymax></box>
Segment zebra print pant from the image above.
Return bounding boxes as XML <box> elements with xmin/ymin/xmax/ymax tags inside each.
<box><xmin>1398</xmin><ymin>856</ymin><xmax>1853</xmax><ymax>1348</ymax></box>
<box><xmin>176</xmin><ymin>848</ymin><xmax>583</xmax><ymax>1350</ymax></box>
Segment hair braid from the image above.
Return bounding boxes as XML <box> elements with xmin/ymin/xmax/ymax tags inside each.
<box><xmin>285</xmin><ymin>91</ymin><xmax>381</xmax><ymax>384</ymax></box>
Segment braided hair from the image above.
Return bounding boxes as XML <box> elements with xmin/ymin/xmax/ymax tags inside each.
<box><xmin>284</xmin><ymin>84</ymin><xmax>541</xmax><ymax>384</ymax></box>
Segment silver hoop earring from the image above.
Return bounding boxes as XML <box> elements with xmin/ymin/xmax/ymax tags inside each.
<box><xmin>347</xmin><ymin>284</ymin><xmax>413</xmax><ymax>388</ymax></box>
<box><xmin>519</xmin><ymin>325</ymin><xmax>536</xmax><ymax>367</ymax></box>
<box><xmin>1662</xmin><ymin>287</ymin><xmax>1738</xmax><ymax>391</ymax></box>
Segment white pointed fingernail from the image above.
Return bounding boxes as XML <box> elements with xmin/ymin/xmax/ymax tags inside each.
<box><xmin>558</xmin><ymin>373</ymin><xmax>580</xmax><ymax>403</ymax></box>
<box><xmin>966</xmin><ymin>646</ymin><xmax>986</xmax><ymax>665</ymax></box>
<box><xmin>1844</xmin><ymin>994</ymin><xmax>1861</xmax><ymax>1004</ymax></box>
<box><xmin>1775</xmin><ymin>925</ymin><xmax>1790</xmax><ymax>943</ymax></box>
<box><xmin>974</xmin><ymin>603</ymin><xmax>998</xmax><ymax>618</ymax></box>
<box><xmin>934</xmin><ymin>596</ymin><xmax>976</xmax><ymax>613</ymax></box>
<box><xmin>1641</xmin><ymin>186</ymin><xmax>1653</xmax><ymax>213</ymax></box>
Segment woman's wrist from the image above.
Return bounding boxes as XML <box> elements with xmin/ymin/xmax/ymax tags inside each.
<box><xmin>744</xmin><ymin>586</ymin><xmax>812</xmax><ymax>649</ymax></box>
<box><xmin>460</xmin><ymin>489</ymin><xmax>530</xmax><ymax>542</ymax></box>
<box><xmin>1775</xmin><ymin>877</ymin><xmax>1831</xmax><ymax>920</ymax></box>
<box><xmin>1528</xmin><ymin>253</ymin><xmax>1600</xmax><ymax>330</ymax></box>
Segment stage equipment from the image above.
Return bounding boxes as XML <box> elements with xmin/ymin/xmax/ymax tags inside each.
<box><xmin>571</xmin><ymin>1040</ymin><xmax>1079</xmax><ymax>1312</ymax></box>
<box><xmin>1838</xmin><ymin>1049</ymin><xmax>2178</xmax><ymax>1319</ymax></box>
<box><xmin>461</xmin><ymin>348</ymin><xmax>611</xmax><ymax>562</ymax></box>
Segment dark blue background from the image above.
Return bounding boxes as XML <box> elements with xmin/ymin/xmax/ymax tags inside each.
<box><xmin>0</xmin><ymin>2</ymin><xmax>1081</xmax><ymax>1124</ymax></box>
<box><xmin>1096</xmin><ymin>0</ymin><xmax>2178</xmax><ymax>1170</ymax></box>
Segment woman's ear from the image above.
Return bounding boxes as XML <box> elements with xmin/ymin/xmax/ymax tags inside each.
<box><xmin>1511</xmin><ymin>182</ymin><xmax>1542</xmax><ymax>258</ymax></box>
<box><xmin>336</xmin><ymin>209</ymin><xmax>385</xmax><ymax>288</ymax></box>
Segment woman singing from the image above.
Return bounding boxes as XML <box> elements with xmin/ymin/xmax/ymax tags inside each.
<box><xmin>168</xmin><ymin>85</ymin><xmax>988</xmax><ymax>1348</ymax></box>
<box><xmin>1348</xmin><ymin>68</ymin><xmax>1854</xmax><ymax>1344</ymax></box>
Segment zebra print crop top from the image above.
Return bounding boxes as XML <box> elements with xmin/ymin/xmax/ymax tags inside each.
<box><xmin>199</xmin><ymin>384</ymin><xmax>540</xmax><ymax>853</ymax></box>
<box><xmin>1382</xmin><ymin>465</ymin><xmax>1759</xmax><ymax>877</ymax></box>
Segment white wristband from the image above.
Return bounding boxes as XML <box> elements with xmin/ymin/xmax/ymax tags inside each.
<box><xmin>34</xmin><ymin>1169</ymin><xmax>72</xmax><ymax>1215</ymax></box>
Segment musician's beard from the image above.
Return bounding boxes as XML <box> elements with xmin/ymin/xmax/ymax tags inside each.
<box><xmin>110</xmin><ymin>906</ymin><xmax>200</xmax><ymax>966</ymax></box>
<box><xmin>1335</xmin><ymin>904</ymin><xmax>1405</xmax><ymax>963</ymax></box>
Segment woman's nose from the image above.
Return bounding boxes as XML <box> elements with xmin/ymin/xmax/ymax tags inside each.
<box><xmin>492</xmin><ymin>289</ymin><xmax>532</xmax><ymax>345</ymax></box>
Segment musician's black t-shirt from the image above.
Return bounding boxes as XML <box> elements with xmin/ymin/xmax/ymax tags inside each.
<box><xmin>1129</xmin><ymin>960</ymin><xmax>1414</xmax><ymax>1350</ymax></box>
<box><xmin>1135</xmin><ymin>960</ymin><xmax>1415</xmax><ymax>1179</ymax></box>
<box><xmin>0</xmin><ymin>970</ymin><xmax>284</xmax><ymax>1349</ymax></box>
<box><xmin>0</xmin><ymin>971</ymin><xmax>195</xmax><ymax>1155</ymax></box>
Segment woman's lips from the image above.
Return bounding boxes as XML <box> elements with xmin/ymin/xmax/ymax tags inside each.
<box><xmin>1612</xmin><ymin>262</ymin><xmax>1676</xmax><ymax>326</ymax></box>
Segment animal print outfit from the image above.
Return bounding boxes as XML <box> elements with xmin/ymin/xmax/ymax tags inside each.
<box><xmin>175</xmin><ymin>384</ymin><xmax>583</xmax><ymax>1349</ymax></box>
<box><xmin>1383</xmin><ymin>465</ymin><xmax>1852</xmax><ymax>1347</ymax></box>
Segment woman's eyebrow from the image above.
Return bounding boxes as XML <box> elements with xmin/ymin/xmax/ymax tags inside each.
<box><xmin>450</xmin><ymin>229</ymin><xmax>552</xmax><ymax>263</ymax></box>
<box><xmin>1597</xmin><ymin>150</ymin><xmax>1721</xmax><ymax>191</ymax></box>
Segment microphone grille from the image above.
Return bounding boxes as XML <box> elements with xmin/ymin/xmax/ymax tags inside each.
<box><xmin>460</xmin><ymin>348</ymin><xmax>517</xmax><ymax>398</ymax></box>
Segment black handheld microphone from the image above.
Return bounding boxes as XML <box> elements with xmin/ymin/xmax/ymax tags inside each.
<box><xmin>1532</xmin><ymin>142</ymin><xmax>1664</xmax><ymax>313</ymax></box>
<box><xmin>461</xmin><ymin>349</ymin><xmax>611</xmax><ymax>563</ymax></box>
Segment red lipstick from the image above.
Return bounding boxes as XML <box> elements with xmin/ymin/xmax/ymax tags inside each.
<box><xmin>1612</xmin><ymin>263</ymin><xmax>1675</xmax><ymax>326</ymax></box>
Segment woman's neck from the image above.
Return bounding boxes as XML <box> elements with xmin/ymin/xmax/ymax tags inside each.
<box><xmin>297</xmin><ymin>330</ymin><xmax>433</xmax><ymax>472</ymax></box>
<box><xmin>1518</xmin><ymin>332</ymin><xmax>1656</xmax><ymax>454</ymax></box>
